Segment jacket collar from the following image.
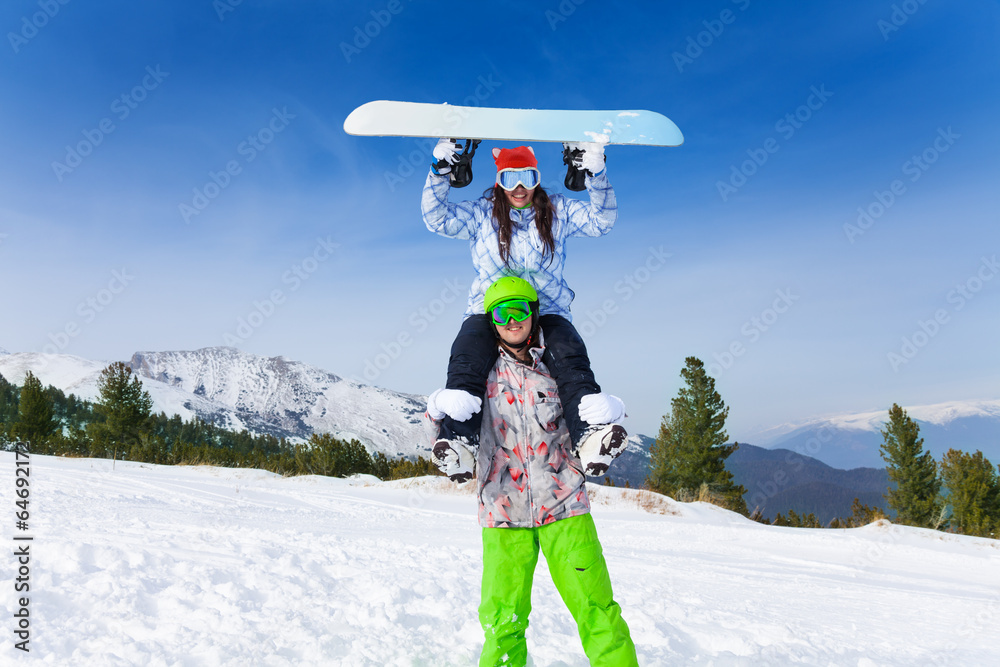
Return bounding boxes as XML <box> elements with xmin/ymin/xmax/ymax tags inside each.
<box><xmin>498</xmin><ymin>330</ymin><xmax>546</xmax><ymax>367</ymax></box>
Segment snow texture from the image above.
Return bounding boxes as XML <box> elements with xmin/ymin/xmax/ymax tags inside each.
<box><xmin>2</xmin><ymin>452</ymin><xmax>997</xmax><ymax>666</ymax></box>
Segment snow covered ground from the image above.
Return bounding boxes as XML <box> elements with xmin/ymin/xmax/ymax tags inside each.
<box><xmin>1</xmin><ymin>453</ymin><xmax>998</xmax><ymax>666</ymax></box>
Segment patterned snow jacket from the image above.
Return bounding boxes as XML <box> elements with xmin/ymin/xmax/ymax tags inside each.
<box><xmin>420</xmin><ymin>169</ymin><xmax>617</xmax><ymax>322</ymax></box>
<box><xmin>428</xmin><ymin>339</ymin><xmax>591</xmax><ymax>528</ymax></box>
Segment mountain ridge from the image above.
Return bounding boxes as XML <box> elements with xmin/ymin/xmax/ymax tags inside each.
<box><xmin>2</xmin><ymin>345</ymin><xmax>998</xmax><ymax>475</ymax></box>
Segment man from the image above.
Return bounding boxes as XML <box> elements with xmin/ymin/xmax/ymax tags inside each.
<box><xmin>426</xmin><ymin>276</ymin><xmax>638</xmax><ymax>667</ymax></box>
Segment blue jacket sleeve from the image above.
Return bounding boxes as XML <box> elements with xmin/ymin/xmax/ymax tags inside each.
<box><xmin>421</xmin><ymin>170</ymin><xmax>481</xmax><ymax>240</ymax></box>
<box><xmin>559</xmin><ymin>170</ymin><xmax>618</xmax><ymax>238</ymax></box>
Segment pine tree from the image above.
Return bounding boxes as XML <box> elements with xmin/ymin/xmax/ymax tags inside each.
<box><xmin>89</xmin><ymin>362</ymin><xmax>153</xmax><ymax>462</ymax></box>
<box><xmin>647</xmin><ymin>356</ymin><xmax>747</xmax><ymax>514</ymax></box>
<box><xmin>844</xmin><ymin>497</ymin><xmax>886</xmax><ymax>528</ymax></box>
<box><xmin>939</xmin><ymin>449</ymin><xmax>1000</xmax><ymax>538</ymax></box>
<box><xmin>0</xmin><ymin>372</ymin><xmax>21</xmax><ymax>443</ymax></box>
<box><xmin>12</xmin><ymin>371</ymin><xmax>57</xmax><ymax>447</ymax></box>
<box><xmin>879</xmin><ymin>404</ymin><xmax>941</xmax><ymax>528</ymax></box>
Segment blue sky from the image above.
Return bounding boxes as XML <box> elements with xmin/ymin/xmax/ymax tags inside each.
<box><xmin>1</xmin><ymin>0</ymin><xmax>998</xmax><ymax>442</ymax></box>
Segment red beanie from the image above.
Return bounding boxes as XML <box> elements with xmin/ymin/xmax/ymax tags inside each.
<box><xmin>493</xmin><ymin>146</ymin><xmax>537</xmax><ymax>172</ymax></box>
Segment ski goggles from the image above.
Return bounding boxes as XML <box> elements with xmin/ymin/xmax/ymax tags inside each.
<box><xmin>496</xmin><ymin>168</ymin><xmax>541</xmax><ymax>191</ymax></box>
<box><xmin>490</xmin><ymin>300</ymin><xmax>533</xmax><ymax>325</ymax></box>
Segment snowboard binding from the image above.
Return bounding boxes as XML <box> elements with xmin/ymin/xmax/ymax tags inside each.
<box><xmin>562</xmin><ymin>145</ymin><xmax>588</xmax><ymax>192</ymax></box>
<box><xmin>437</xmin><ymin>139</ymin><xmax>481</xmax><ymax>188</ymax></box>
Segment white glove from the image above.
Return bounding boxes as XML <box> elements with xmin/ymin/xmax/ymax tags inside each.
<box><xmin>578</xmin><ymin>392</ymin><xmax>626</xmax><ymax>425</ymax></box>
<box><xmin>432</xmin><ymin>138</ymin><xmax>461</xmax><ymax>173</ymax></box>
<box><xmin>564</xmin><ymin>141</ymin><xmax>606</xmax><ymax>175</ymax></box>
<box><xmin>432</xmin><ymin>439</ymin><xmax>475</xmax><ymax>483</ymax></box>
<box><xmin>426</xmin><ymin>388</ymin><xmax>482</xmax><ymax>422</ymax></box>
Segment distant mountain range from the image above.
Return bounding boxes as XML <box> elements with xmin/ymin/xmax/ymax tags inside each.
<box><xmin>746</xmin><ymin>400</ymin><xmax>1000</xmax><ymax>469</ymax></box>
<box><xmin>3</xmin><ymin>345</ymin><xmax>998</xmax><ymax>523</ymax></box>
<box><xmin>726</xmin><ymin>444</ymin><xmax>888</xmax><ymax>523</ymax></box>
<box><xmin>601</xmin><ymin>436</ymin><xmax>887</xmax><ymax>524</ymax></box>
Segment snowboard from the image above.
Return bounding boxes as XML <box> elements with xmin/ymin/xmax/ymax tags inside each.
<box><xmin>343</xmin><ymin>100</ymin><xmax>684</xmax><ymax>147</ymax></box>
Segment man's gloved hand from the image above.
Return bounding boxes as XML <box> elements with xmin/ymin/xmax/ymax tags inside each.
<box><xmin>427</xmin><ymin>388</ymin><xmax>482</xmax><ymax>422</ymax></box>
<box><xmin>579</xmin><ymin>392</ymin><xmax>626</xmax><ymax>425</ymax></box>
<box><xmin>431</xmin><ymin>138</ymin><xmax>461</xmax><ymax>175</ymax></box>
<box><xmin>432</xmin><ymin>439</ymin><xmax>475</xmax><ymax>483</ymax></box>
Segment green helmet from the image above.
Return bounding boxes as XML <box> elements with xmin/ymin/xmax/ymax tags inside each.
<box><xmin>484</xmin><ymin>276</ymin><xmax>538</xmax><ymax>313</ymax></box>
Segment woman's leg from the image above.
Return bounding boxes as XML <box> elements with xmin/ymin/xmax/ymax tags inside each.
<box><xmin>444</xmin><ymin>314</ymin><xmax>499</xmax><ymax>445</ymax></box>
<box><xmin>538</xmin><ymin>315</ymin><xmax>601</xmax><ymax>447</ymax></box>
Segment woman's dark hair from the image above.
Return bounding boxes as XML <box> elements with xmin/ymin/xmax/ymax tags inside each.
<box><xmin>486</xmin><ymin>185</ymin><xmax>557</xmax><ymax>266</ymax></box>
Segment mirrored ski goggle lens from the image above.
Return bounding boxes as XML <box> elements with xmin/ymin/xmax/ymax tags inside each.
<box><xmin>496</xmin><ymin>168</ymin><xmax>540</xmax><ymax>191</ymax></box>
<box><xmin>491</xmin><ymin>300</ymin><xmax>532</xmax><ymax>325</ymax></box>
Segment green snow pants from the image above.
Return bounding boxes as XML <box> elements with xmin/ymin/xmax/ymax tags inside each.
<box><xmin>479</xmin><ymin>513</ymin><xmax>638</xmax><ymax>667</ymax></box>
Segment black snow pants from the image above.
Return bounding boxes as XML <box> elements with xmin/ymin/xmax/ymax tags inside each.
<box><xmin>441</xmin><ymin>314</ymin><xmax>600</xmax><ymax>448</ymax></box>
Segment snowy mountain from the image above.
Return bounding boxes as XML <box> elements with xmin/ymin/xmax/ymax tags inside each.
<box><xmin>0</xmin><ymin>347</ymin><xmax>430</xmax><ymax>458</ymax></box>
<box><xmin>747</xmin><ymin>399</ymin><xmax>1000</xmax><ymax>469</ymax></box>
<box><xmin>0</xmin><ymin>350</ymin><xmax>264</xmax><ymax>433</ymax></box>
<box><xmin>129</xmin><ymin>348</ymin><xmax>428</xmax><ymax>457</ymax></box>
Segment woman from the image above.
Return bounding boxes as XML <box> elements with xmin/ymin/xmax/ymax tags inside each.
<box><xmin>421</xmin><ymin>140</ymin><xmax>626</xmax><ymax>460</ymax></box>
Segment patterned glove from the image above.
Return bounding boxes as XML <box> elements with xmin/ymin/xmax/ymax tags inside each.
<box><xmin>577</xmin><ymin>424</ymin><xmax>628</xmax><ymax>477</ymax></box>
<box><xmin>432</xmin><ymin>439</ymin><xmax>475</xmax><ymax>483</ymax></box>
